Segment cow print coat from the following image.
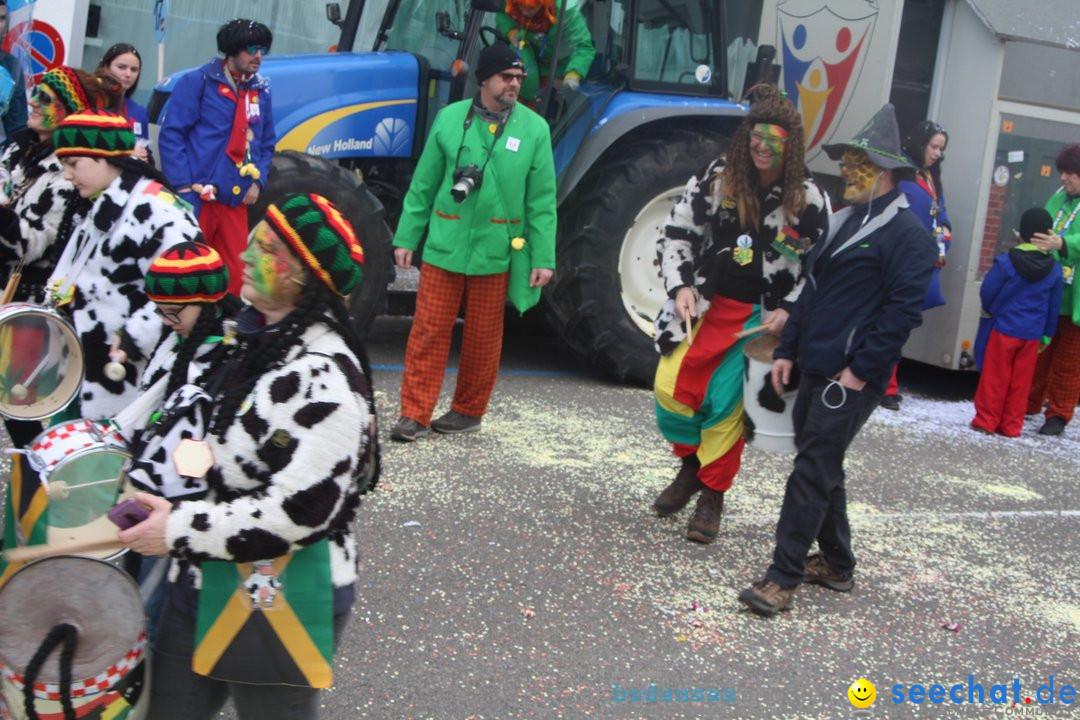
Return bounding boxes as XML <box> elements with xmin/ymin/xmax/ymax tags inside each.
<box><xmin>60</xmin><ymin>170</ymin><xmax>198</xmax><ymax>419</ymax></box>
<box><xmin>164</xmin><ymin>321</ymin><xmax>379</xmax><ymax>592</ymax></box>
<box><xmin>654</xmin><ymin>156</ymin><xmax>829</xmax><ymax>355</ymax></box>
<box><xmin>0</xmin><ymin>132</ymin><xmax>85</xmax><ymax>295</ymax></box>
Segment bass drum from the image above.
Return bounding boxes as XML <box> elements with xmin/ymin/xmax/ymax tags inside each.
<box><xmin>0</xmin><ymin>303</ymin><xmax>83</xmax><ymax>420</ymax></box>
<box><xmin>0</xmin><ymin>556</ymin><xmax>149</xmax><ymax>719</ymax></box>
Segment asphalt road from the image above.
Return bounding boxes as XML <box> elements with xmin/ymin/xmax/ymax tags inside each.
<box><xmin>5</xmin><ymin>316</ymin><xmax>1079</xmax><ymax>719</ymax></box>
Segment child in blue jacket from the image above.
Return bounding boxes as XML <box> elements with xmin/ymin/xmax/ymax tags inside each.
<box><xmin>972</xmin><ymin>207</ymin><xmax>1063</xmax><ymax>436</ymax></box>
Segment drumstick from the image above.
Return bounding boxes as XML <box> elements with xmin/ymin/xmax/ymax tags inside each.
<box><xmin>733</xmin><ymin>325</ymin><xmax>766</xmax><ymax>340</ymax></box>
<box><xmin>9</xmin><ymin>353</ymin><xmax>51</xmax><ymax>400</ymax></box>
<box><xmin>1</xmin><ymin>259</ymin><xmax>24</xmax><ymax>304</ymax></box>
<box><xmin>2</xmin><ymin>535</ymin><xmax>123</xmax><ymax>563</ymax></box>
<box><xmin>684</xmin><ymin>314</ymin><xmax>694</xmax><ymax>346</ymax></box>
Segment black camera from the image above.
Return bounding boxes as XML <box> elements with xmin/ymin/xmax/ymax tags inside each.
<box><xmin>450</xmin><ymin>164</ymin><xmax>484</xmax><ymax>203</ymax></box>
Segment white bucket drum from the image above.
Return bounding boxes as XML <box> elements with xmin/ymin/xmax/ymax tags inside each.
<box><xmin>0</xmin><ymin>303</ymin><xmax>83</xmax><ymax>420</ymax></box>
<box><xmin>25</xmin><ymin>420</ymin><xmax>133</xmax><ymax>559</ymax></box>
<box><xmin>742</xmin><ymin>335</ymin><xmax>797</xmax><ymax>453</ymax></box>
<box><xmin>0</xmin><ymin>556</ymin><xmax>149</xmax><ymax>720</ymax></box>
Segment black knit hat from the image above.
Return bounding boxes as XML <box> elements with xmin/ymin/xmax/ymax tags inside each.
<box><xmin>1019</xmin><ymin>207</ymin><xmax>1053</xmax><ymax>242</ymax></box>
<box><xmin>823</xmin><ymin>104</ymin><xmax>917</xmax><ymax>174</ymax></box>
<box><xmin>475</xmin><ymin>41</ymin><xmax>524</xmax><ymax>83</ymax></box>
<box><xmin>146</xmin><ymin>242</ymin><xmax>230</xmax><ymax>304</ymax></box>
<box><xmin>264</xmin><ymin>194</ymin><xmax>365</xmax><ymax>297</ymax></box>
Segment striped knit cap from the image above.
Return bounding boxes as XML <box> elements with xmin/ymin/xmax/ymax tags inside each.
<box><xmin>145</xmin><ymin>242</ymin><xmax>230</xmax><ymax>304</ymax></box>
<box><xmin>38</xmin><ymin>66</ymin><xmax>92</xmax><ymax>115</ymax></box>
<box><xmin>264</xmin><ymin>194</ymin><xmax>365</xmax><ymax>297</ymax></box>
<box><xmin>53</xmin><ymin>111</ymin><xmax>136</xmax><ymax>159</ymax></box>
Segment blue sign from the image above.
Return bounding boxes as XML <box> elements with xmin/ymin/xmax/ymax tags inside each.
<box><xmin>152</xmin><ymin>0</ymin><xmax>168</xmax><ymax>43</ymax></box>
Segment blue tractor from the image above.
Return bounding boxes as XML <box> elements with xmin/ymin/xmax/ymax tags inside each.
<box><xmin>151</xmin><ymin>0</ymin><xmax>764</xmax><ymax>384</ymax></box>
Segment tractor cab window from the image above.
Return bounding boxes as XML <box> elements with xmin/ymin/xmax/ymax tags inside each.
<box><xmin>631</xmin><ymin>0</ymin><xmax>722</xmax><ymax>95</ymax></box>
<box><xmin>379</xmin><ymin>0</ymin><xmax>468</xmax><ymax>70</ymax></box>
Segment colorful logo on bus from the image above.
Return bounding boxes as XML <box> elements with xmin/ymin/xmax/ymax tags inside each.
<box><xmin>776</xmin><ymin>0</ymin><xmax>878</xmax><ymax>155</ymax></box>
<box><xmin>3</xmin><ymin>20</ymin><xmax>65</xmax><ymax>83</ymax></box>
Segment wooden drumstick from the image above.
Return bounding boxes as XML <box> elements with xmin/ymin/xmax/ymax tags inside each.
<box><xmin>1</xmin><ymin>258</ymin><xmax>24</xmax><ymax>304</ymax></box>
<box><xmin>684</xmin><ymin>314</ymin><xmax>694</xmax><ymax>347</ymax></box>
<box><xmin>2</xmin><ymin>535</ymin><xmax>123</xmax><ymax>563</ymax></box>
<box><xmin>733</xmin><ymin>325</ymin><xmax>766</xmax><ymax>340</ymax></box>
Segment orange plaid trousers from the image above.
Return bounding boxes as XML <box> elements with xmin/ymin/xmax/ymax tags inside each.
<box><xmin>1026</xmin><ymin>315</ymin><xmax>1080</xmax><ymax>423</ymax></box>
<box><xmin>400</xmin><ymin>263</ymin><xmax>509</xmax><ymax>425</ymax></box>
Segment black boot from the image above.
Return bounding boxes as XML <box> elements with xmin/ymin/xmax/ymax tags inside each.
<box><xmin>686</xmin><ymin>487</ymin><xmax>724</xmax><ymax>543</ymax></box>
<box><xmin>652</xmin><ymin>455</ymin><xmax>703</xmax><ymax>516</ymax></box>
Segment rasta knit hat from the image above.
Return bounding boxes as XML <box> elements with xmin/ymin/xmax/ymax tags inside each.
<box><xmin>53</xmin><ymin>110</ymin><xmax>136</xmax><ymax>159</ymax></box>
<box><xmin>264</xmin><ymin>193</ymin><xmax>365</xmax><ymax>297</ymax></box>
<box><xmin>475</xmin><ymin>41</ymin><xmax>524</xmax><ymax>83</ymax></box>
<box><xmin>39</xmin><ymin>66</ymin><xmax>92</xmax><ymax>115</ymax></box>
<box><xmin>146</xmin><ymin>242</ymin><xmax>230</xmax><ymax>304</ymax></box>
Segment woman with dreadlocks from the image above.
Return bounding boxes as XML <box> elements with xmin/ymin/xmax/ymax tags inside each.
<box><xmin>117</xmin><ymin>193</ymin><xmax>379</xmax><ymax>720</ymax></box>
<box><xmin>650</xmin><ymin>85</ymin><xmax>829</xmax><ymax>544</ymax></box>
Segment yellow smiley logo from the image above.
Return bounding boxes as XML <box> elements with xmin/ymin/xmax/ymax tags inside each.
<box><xmin>847</xmin><ymin>678</ymin><xmax>876</xmax><ymax>708</ymax></box>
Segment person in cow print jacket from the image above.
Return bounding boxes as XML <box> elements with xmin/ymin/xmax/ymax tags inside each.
<box><xmin>651</xmin><ymin>84</ymin><xmax>829</xmax><ymax>545</ymax></box>
<box><xmin>119</xmin><ymin>193</ymin><xmax>379</xmax><ymax>720</ymax></box>
<box><xmin>52</xmin><ymin>110</ymin><xmax>198</xmax><ymax>420</ymax></box>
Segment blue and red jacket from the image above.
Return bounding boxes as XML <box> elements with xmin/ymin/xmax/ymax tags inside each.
<box><xmin>159</xmin><ymin>59</ymin><xmax>275</xmax><ymax>208</ymax></box>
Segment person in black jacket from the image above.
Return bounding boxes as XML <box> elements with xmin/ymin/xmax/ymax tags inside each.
<box><xmin>739</xmin><ymin>104</ymin><xmax>938</xmax><ymax>617</ymax></box>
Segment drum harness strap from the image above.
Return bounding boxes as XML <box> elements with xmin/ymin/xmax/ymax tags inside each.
<box><xmin>21</xmin><ymin>622</ymin><xmax>78</xmax><ymax>720</ymax></box>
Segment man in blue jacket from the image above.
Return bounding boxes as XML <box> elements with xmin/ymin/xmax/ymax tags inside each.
<box><xmin>159</xmin><ymin>19</ymin><xmax>275</xmax><ymax>295</ymax></box>
<box><xmin>739</xmin><ymin>104</ymin><xmax>938</xmax><ymax>617</ymax></box>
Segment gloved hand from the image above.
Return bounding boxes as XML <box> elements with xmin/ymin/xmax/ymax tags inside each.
<box><xmin>563</xmin><ymin>72</ymin><xmax>581</xmax><ymax>91</ymax></box>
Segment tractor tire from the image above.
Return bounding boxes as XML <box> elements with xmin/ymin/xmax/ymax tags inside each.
<box><xmin>545</xmin><ymin>130</ymin><xmax>725</xmax><ymax>385</ymax></box>
<box><xmin>249</xmin><ymin>151</ymin><xmax>394</xmax><ymax>338</ymax></box>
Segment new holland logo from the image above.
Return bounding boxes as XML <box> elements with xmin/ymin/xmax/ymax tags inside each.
<box><xmin>776</xmin><ymin>0</ymin><xmax>879</xmax><ymax>156</ymax></box>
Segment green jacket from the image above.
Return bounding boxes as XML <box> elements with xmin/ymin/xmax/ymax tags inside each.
<box><xmin>1045</xmin><ymin>189</ymin><xmax>1080</xmax><ymax>324</ymax></box>
<box><xmin>496</xmin><ymin>0</ymin><xmax>596</xmax><ymax>102</ymax></box>
<box><xmin>393</xmin><ymin>98</ymin><xmax>557</xmax><ymax>275</ymax></box>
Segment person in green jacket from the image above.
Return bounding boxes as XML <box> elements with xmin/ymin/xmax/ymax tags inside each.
<box><xmin>1026</xmin><ymin>143</ymin><xmax>1080</xmax><ymax>436</ymax></box>
<box><xmin>496</xmin><ymin>0</ymin><xmax>596</xmax><ymax>105</ymax></box>
<box><xmin>390</xmin><ymin>42</ymin><xmax>557</xmax><ymax>442</ymax></box>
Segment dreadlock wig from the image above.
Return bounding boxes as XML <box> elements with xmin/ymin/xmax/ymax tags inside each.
<box><xmin>721</xmin><ymin>84</ymin><xmax>807</xmax><ymax>231</ymax></box>
<box><xmin>216</xmin><ymin>18</ymin><xmax>273</xmax><ymax>57</ymax></box>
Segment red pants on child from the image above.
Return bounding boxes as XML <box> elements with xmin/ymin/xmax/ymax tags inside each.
<box><xmin>973</xmin><ymin>329</ymin><xmax>1038</xmax><ymax>436</ymax></box>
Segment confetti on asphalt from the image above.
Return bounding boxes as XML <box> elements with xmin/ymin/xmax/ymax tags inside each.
<box><xmin>942</xmin><ymin>622</ymin><xmax>963</xmax><ymax>632</ymax></box>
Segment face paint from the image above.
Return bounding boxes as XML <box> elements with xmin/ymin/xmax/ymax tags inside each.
<box><xmin>839</xmin><ymin>150</ymin><xmax>881</xmax><ymax>204</ymax></box>
<box><xmin>242</xmin><ymin>222</ymin><xmax>291</xmax><ymax>299</ymax></box>
<box><xmin>30</xmin><ymin>86</ymin><xmax>62</xmax><ymax>130</ymax></box>
<box><xmin>750</xmin><ymin>123</ymin><xmax>788</xmax><ymax>171</ymax></box>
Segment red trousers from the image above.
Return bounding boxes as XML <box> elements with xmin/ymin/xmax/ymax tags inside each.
<box><xmin>197</xmin><ymin>201</ymin><xmax>247</xmax><ymax>295</ymax></box>
<box><xmin>884</xmin><ymin>364</ymin><xmax>899</xmax><ymax>397</ymax></box>
<box><xmin>400</xmin><ymin>263</ymin><xmax>508</xmax><ymax>425</ymax></box>
<box><xmin>973</xmin><ymin>330</ymin><xmax>1038</xmax><ymax>436</ymax></box>
<box><xmin>1026</xmin><ymin>316</ymin><xmax>1080</xmax><ymax>423</ymax></box>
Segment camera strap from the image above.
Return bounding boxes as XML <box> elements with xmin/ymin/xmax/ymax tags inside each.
<box><xmin>453</xmin><ymin>100</ymin><xmax>512</xmax><ymax>180</ymax></box>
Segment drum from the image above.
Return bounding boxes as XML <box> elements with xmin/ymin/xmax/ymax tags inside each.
<box><xmin>0</xmin><ymin>303</ymin><xmax>83</xmax><ymax>420</ymax></box>
<box><xmin>0</xmin><ymin>556</ymin><xmax>148</xmax><ymax>720</ymax></box>
<box><xmin>742</xmin><ymin>335</ymin><xmax>797</xmax><ymax>453</ymax></box>
<box><xmin>25</xmin><ymin>420</ymin><xmax>133</xmax><ymax>558</ymax></box>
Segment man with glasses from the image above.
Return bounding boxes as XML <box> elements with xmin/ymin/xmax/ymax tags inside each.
<box><xmin>160</xmin><ymin>18</ymin><xmax>275</xmax><ymax>296</ymax></box>
<box><xmin>390</xmin><ymin>42</ymin><xmax>557</xmax><ymax>441</ymax></box>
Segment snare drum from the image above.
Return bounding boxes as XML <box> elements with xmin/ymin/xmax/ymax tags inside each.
<box><xmin>26</xmin><ymin>419</ymin><xmax>133</xmax><ymax>558</ymax></box>
<box><xmin>0</xmin><ymin>303</ymin><xmax>83</xmax><ymax>420</ymax></box>
<box><xmin>743</xmin><ymin>335</ymin><xmax>798</xmax><ymax>453</ymax></box>
<box><xmin>0</xmin><ymin>556</ymin><xmax>148</xmax><ymax>720</ymax></box>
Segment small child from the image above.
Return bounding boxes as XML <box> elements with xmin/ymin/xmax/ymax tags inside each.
<box><xmin>972</xmin><ymin>207</ymin><xmax>1063</xmax><ymax>436</ymax></box>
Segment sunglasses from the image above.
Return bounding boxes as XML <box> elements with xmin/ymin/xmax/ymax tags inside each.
<box><xmin>29</xmin><ymin>86</ymin><xmax>56</xmax><ymax>105</ymax></box>
<box><xmin>153</xmin><ymin>306</ymin><xmax>189</xmax><ymax>324</ymax></box>
<box><xmin>498</xmin><ymin>71</ymin><xmax>526</xmax><ymax>84</ymax></box>
<box><xmin>244</xmin><ymin>44</ymin><xmax>269</xmax><ymax>56</ymax></box>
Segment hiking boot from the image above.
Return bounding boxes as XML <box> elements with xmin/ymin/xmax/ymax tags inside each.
<box><xmin>879</xmin><ymin>394</ymin><xmax>901</xmax><ymax>411</ymax></box>
<box><xmin>390</xmin><ymin>417</ymin><xmax>430</xmax><ymax>442</ymax></box>
<box><xmin>803</xmin><ymin>553</ymin><xmax>855</xmax><ymax>592</ymax></box>
<box><xmin>738</xmin><ymin>580</ymin><xmax>797</xmax><ymax>617</ymax></box>
<box><xmin>431</xmin><ymin>410</ymin><xmax>482</xmax><ymax>434</ymax></box>
<box><xmin>652</xmin><ymin>456</ymin><xmax>703</xmax><ymax>516</ymax></box>
<box><xmin>685</xmin><ymin>487</ymin><xmax>724</xmax><ymax>543</ymax></box>
<box><xmin>1038</xmin><ymin>416</ymin><xmax>1066</xmax><ymax>436</ymax></box>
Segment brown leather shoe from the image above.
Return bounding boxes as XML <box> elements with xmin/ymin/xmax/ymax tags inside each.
<box><xmin>686</xmin><ymin>486</ymin><xmax>724</xmax><ymax>543</ymax></box>
<box><xmin>652</xmin><ymin>456</ymin><xmax>703</xmax><ymax>516</ymax></box>
<box><xmin>803</xmin><ymin>553</ymin><xmax>855</xmax><ymax>592</ymax></box>
<box><xmin>738</xmin><ymin>580</ymin><xmax>797</xmax><ymax>616</ymax></box>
